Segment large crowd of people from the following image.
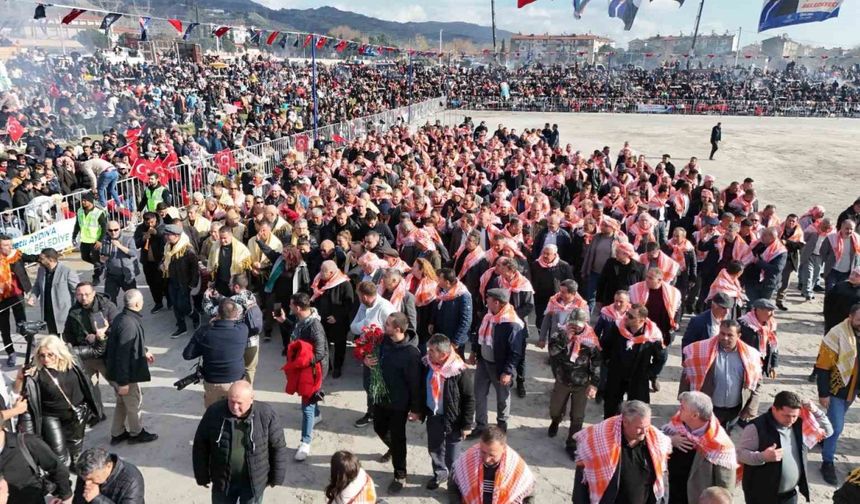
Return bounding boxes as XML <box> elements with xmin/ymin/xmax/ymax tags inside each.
<box><xmin>0</xmin><ymin>107</ymin><xmax>856</xmax><ymax>504</ymax></box>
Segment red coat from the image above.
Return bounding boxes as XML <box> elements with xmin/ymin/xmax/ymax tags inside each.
<box><xmin>283</xmin><ymin>339</ymin><xmax>322</xmax><ymax>401</ymax></box>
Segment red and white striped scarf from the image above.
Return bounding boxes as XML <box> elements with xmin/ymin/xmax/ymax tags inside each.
<box><xmin>739</xmin><ymin>311</ymin><xmax>778</xmax><ymax>355</ymax></box>
<box><xmin>309</xmin><ymin>270</ymin><xmax>350</xmax><ymax>302</ymax></box>
<box><xmin>422</xmin><ymin>351</ymin><xmax>466</xmax><ymax>415</ymax></box>
<box><xmin>568</xmin><ymin>325</ymin><xmax>601</xmax><ymax>362</ymax></box>
<box><xmin>682</xmin><ymin>337</ymin><xmax>762</xmax><ymax>392</ymax></box>
<box><xmin>380</xmin><ymin>278</ymin><xmax>408</xmax><ymax>311</ymax></box>
<box><xmin>451</xmin><ymin>444</ymin><xmax>535</xmax><ymax>504</ymax></box>
<box><xmin>574</xmin><ymin>416</ymin><xmax>671</xmax><ymax>504</ymax></box>
<box><xmin>406</xmin><ymin>273</ymin><xmax>438</xmax><ymax>307</ymax></box>
<box><xmin>436</xmin><ymin>280</ymin><xmax>470</xmax><ymax>304</ymax></box>
<box><xmin>662</xmin><ymin>411</ymin><xmax>736</xmax><ymax>470</ymax></box>
<box><xmin>638</xmin><ymin>251</ymin><xmax>681</xmax><ymax>283</ymax></box>
<box><xmin>478</xmin><ymin>303</ymin><xmax>524</xmax><ymax>347</ymax></box>
<box><xmin>600</xmin><ymin>303</ymin><xmax>628</xmax><ymax>322</ymax></box>
<box><xmin>668</xmin><ymin>237</ymin><xmax>694</xmax><ymax>269</ymax></box>
<box><xmin>628</xmin><ymin>282</ymin><xmax>682</xmax><ymax>330</ymax></box>
<box><xmin>829</xmin><ymin>232</ymin><xmax>860</xmax><ymax>264</ymax></box>
<box><xmin>706</xmin><ymin>269</ymin><xmax>745</xmax><ymax>303</ymax></box>
<box><xmin>544</xmin><ymin>291</ymin><xmax>587</xmax><ymax>316</ymax></box>
<box><xmin>615</xmin><ymin>318</ymin><xmax>664</xmax><ymax>349</ymax></box>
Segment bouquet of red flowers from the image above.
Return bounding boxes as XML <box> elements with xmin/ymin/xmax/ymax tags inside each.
<box><xmin>353</xmin><ymin>324</ymin><xmax>388</xmax><ymax>404</ymax></box>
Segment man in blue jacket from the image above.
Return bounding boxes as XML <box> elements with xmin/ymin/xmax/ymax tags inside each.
<box><xmin>681</xmin><ymin>292</ymin><xmax>733</xmax><ymax>349</ymax></box>
<box><xmin>432</xmin><ymin>268</ymin><xmax>473</xmax><ymax>358</ymax></box>
<box><xmin>468</xmin><ymin>288</ymin><xmax>526</xmax><ymax>437</ymax></box>
<box><xmin>183</xmin><ymin>298</ymin><xmax>249</xmax><ymax>409</ymax></box>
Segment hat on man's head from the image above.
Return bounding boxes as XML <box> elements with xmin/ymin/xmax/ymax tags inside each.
<box><xmin>751</xmin><ymin>298</ymin><xmax>777</xmax><ymax>311</ymax></box>
<box><xmin>567</xmin><ymin>308</ymin><xmax>589</xmax><ymax>329</ymax></box>
<box><xmin>163</xmin><ymin>224</ymin><xmax>183</xmax><ymax>236</ymax></box>
<box><xmin>486</xmin><ymin>288</ymin><xmax>510</xmax><ymax>304</ymax></box>
<box><xmin>711</xmin><ymin>292</ymin><xmax>733</xmax><ymax>309</ymax></box>
<box><xmin>704</xmin><ymin>216</ymin><xmax>720</xmax><ymax>227</ymax></box>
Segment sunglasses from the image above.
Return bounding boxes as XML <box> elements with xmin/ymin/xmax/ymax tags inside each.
<box><xmin>108</xmin><ymin>228</ymin><xmax>120</xmax><ymax>232</ymax></box>
<box><xmin>38</xmin><ymin>352</ymin><xmax>56</xmax><ymax>359</ymax></box>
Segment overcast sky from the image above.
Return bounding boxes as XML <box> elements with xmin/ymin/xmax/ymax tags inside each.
<box><xmin>254</xmin><ymin>0</ymin><xmax>859</xmax><ymax>49</ymax></box>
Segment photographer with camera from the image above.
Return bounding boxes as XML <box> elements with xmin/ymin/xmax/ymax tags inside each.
<box><xmin>183</xmin><ymin>298</ymin><xmax>249</xmax><ymax>409</ymax></box>
<box><xmin>201</xmin><ymin>274</ymin><xmax>263</xmax><ymax>385</ymax></box>
<box><xmin>62</xmin><ymin>282</ymin><xmax>119</xmax><ymax>423</ymax></box>
<box><xmin>104</xmin><ymin>289</ymin><xmax>157</xmax><ymax>446</ymax></box>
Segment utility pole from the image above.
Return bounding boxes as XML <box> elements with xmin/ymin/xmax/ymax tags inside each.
<box><xmin>688</xmin><ymin>0</ymin><xmax>705</xmax><ymax>69</ymax></box>
<box><xmin>491</xmin><ymin>0</ymin><xmax>497</xmax><ymax>53</ymax></box>
<box><xmin>734</xmin><ymin>26</ymin><xmax>742</xmax><ymax>67</ymax></box>
<box><xmin>439</xmin><ymin>29</ymin><xmax>443</xmax><ymax>66</ymax></box>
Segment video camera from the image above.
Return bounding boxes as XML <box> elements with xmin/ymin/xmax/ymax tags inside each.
<box><xmin>174</xmin><ymin>364</ymin><xmax>203</xmax><ymax>391</ymax></box>
<box><xmin>18</xmin><ymin>321</ymin><xmax>47</xmax><ymax>369</ymax></box>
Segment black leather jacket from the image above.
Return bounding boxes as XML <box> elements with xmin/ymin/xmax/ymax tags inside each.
<box><xmin>17</xmin><ymin>363</ymin><xmax>102</xmax><ymax>436</ymax></box>
<box><xmin>62</xmin><ymin>294</ymin><xmax>119</xmax><ymax>361</ymax></box>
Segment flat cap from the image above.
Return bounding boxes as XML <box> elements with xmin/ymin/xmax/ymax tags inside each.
<box><xmin>163</xmin><ymin>224</ymin><xmax>183</xmax><ymax>236</ymax></box>
<box><xmin>711</xmin><ymin>292</ymin><xmax>733</xmax><ymax>309</ymax></box>
<box><xmin>486</xmin><ymin>288</ymin><xmax>510</xmax><ymax>304</ymax></box>
<box><xmin>751</xmin><ymin>298</ymin><xmax>777</xmax><ymax>311</ymax></box>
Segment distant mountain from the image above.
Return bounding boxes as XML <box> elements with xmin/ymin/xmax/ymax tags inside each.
<box><xmin>127</xmin><ymin>1</ymin><xmax>511</xmax><ymax>46</ymax></box>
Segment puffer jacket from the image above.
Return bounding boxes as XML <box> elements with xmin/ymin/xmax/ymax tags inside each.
<box><xmin>291</xmin><ymin>309</ymin><xmax>328</xmax><ymax>381</ymax></box>
<box><xmin>283</xmin><ymin>339</ymin><xmax>322</xmax><ymax>401</ymax></box>
<box><xmin>547</xmin><ymin>327</ymin><xmax>602</xmax><ymax>388</ymax></box>
<box><xmin>192</xmin><ymin>400</ymin><xmax>287</xmax><ymax>499</ymax></box>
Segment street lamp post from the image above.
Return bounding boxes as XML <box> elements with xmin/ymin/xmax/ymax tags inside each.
<box><xmin>439</xmin><ymin>29</ymin><xmax>443</xmax><ymax>66</ymax></box>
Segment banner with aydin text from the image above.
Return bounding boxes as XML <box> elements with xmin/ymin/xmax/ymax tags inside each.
<box><xmin>759</xmin><ymin>0</ymin><xmax>843</xmax><ymax>32</ymax></box>
<box><xmin>12</xmin><ymin>218</ymin><xmax>76</xmax><ymax>255</ymax></box>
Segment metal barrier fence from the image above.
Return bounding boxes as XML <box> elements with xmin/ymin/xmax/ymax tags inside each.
<box><xmin>3</xmin><ymin>96</ymin><xmax>447</xmax><ymax>238</ymax></box>
<box><xmin>448</xmin><ymin>96</ymin><xmax>860</xmax><ymax>118</ymax></box>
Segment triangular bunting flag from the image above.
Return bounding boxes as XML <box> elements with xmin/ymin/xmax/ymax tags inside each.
<box><xmin>573</xmin><ymin>0</ymin><xmax>592</xmax><ymax>19</ymax></box>
<box><xmin>212</xmin><ymin>26</ymin><xmax>230</xmax><ymax>38</ymax></box>
<box><xmin>278</xmin><ymin>34</ymin><xmax>288</xmax><ymax>49</ymax></box>
<box><xmin>100</xmin><ymin>13</ymin><xmax>122</xmax><ymax>31</ymax></box>
<box><xmin>139</xmin><ymin>17</ymin><xmax>151</xmax><ymax>41</ymax></box>
<box><xmin>249</xmin><ymin>29</ymin><xmax>262</xmax><ymax>45</ymax></box>
<box><xmin>34</xmin><ymin>4</ymin><xmax>47</xmax><ymax>20</ymax></box>
<box><xmin>303</xmin><ymin>34</ymin><xmax>312</xmax><ymax>48</ymax></box>
<box><xmin>266</xmin><ymin>31</ymin><xmax>280</xmax><ymax>45</ymax></box>
<box><xmin>293</xmin><ymin>35</ymin><xmax>300</xmax><ymax>47</ymax></box>
<box><xmin>608</xmin><ymin>0</ymin><xmax>642</xmax><ymax>31</ymax></box>
<box><xmin>183</xmin><ymin>22</ymin><xmax>199</xmax><ymax>40</ymax></box>
<box><xmin>168</xmin><ymin>19</ymin><xmax>183</xmax><ymax>34</ymax></box>
<box><xmin>61</xmin><ymin>9</ymin><xmax>86</xmax><ymax>25</ymax></box>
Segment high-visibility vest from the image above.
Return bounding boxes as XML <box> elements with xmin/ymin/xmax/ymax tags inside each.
<box><xmin>145</xmin><ymin>186</ymin><xmax>165</xmax><ymax>212</ymax></box>
<box><xmin>77</xmin><ymin>207</ymin><xmax>104</xmax><ymax>244</ymax></box>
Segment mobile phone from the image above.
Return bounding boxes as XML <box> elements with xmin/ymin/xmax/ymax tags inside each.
<box><xmin>273</xmin><ymin>302</ymin><xmax>282</xmax><ymax>315</ymax></box>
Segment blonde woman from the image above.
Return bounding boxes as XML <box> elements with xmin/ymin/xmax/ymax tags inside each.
<box><xmin>407</xmin><ymin>258</ymin><xmax>438</xmax><ymax>353</ymax></box>
<box><xmin>15</xmin><ymin>335</ymin><xmax>100</xmax><ymax>468</ymax></box>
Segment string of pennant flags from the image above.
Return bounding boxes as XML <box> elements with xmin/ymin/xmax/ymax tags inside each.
<box><xmin>27</xmin><ymin>2</ymin><xmax>854</xmax><ymax>62</ymax></box>
<box><xmin>30</xmin><ymin>1</ymin><xmax>447</xmax><ymax>58</ymax></box>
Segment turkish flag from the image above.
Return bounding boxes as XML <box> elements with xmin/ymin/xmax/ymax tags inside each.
<box><xmin>335</xmin><ymin>40</ymin><xmax>348</xmax><ymax>52</ymax></box>
<box><xmin>315</xmin><ymin>36</ymin><xmax>327</xmax><ymax>49</ymax></box>
<box><xmin>266</xmin><ymin>31</ymin><xmax>280</xmax><ymax>45</ymax></box>
<box><xmin>518</xmin><ymin>0</ymin><xmax>538</xmax><ymax>7</ymax></box>
<box><xmin>168</xmin><ymin>19</ymin><xmax>183</xmax><ymax>34</ymax></box>
<box><xmin>214</xmin><ymin>148</ymin><xmax>235</xmax><ymax>175</ymax></box>
<box><xmin>5</xmin><ymin>117</ymin><xmax>24</xmax><ymax>143</ymax></box>
<box><xmin>61</xmin><ymin>9</ymin><xmax>86</xmax><ymax>24</ymax></box>
<box><xmin>295</xmin><ymin>135</ymin><xmax>309</xmax><ymax>153</ymax></box>
<box><xmin>130</xmin><ymin>159</ymin><xmax>155</xmax><ymax>183</ymax></box>
<box><xmin>302</xmin><ymin>34</ymin><xmax>312</xmax><ymax>48</ymax></box>
<box><xmin>212</xmin><ymin>26</ymin><xmax>230</xmax><ymax>38</ymax></box>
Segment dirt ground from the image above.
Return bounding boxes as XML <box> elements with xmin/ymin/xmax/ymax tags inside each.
<box><xmin>6</xmin><ymin>112</ymin><xmax>860</xmax><ymax>503</ymax></box>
